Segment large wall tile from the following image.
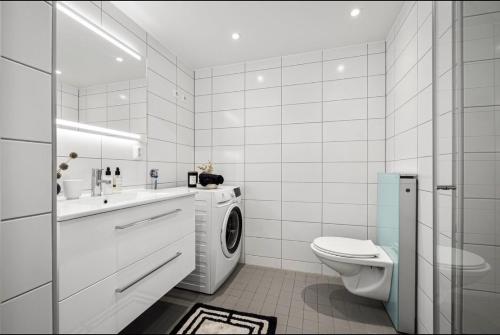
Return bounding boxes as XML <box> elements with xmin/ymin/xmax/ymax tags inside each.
<box><xmin>246</xmin><ymin>87</ymin><xmax>281</xmax><ymax>108</ymax></box>
<box><xmin>323</xmin><ymin>77</ymin><xmax>367</xmax><ymax>101</ymax></box>
<box><xmin>282</xmin><ymin>221</ymin><xmax>321</xmax><ymax>242</ymax></box>
<box><xmin>1</xmin><ymin>214</ymin><xmax>52</xmax><ymax>301</ymax></box>
<box><xmin>282</xmin><ymin>82</ymin><xmax>322</xmax><ymax>105</ymax></box>
<box><xmin>246</xmin><ymin>68</ymin><xmax>281</xmax><ymax>90</ymax></box>
<box><xmin>245</xmin><ymin>218</ymin><xmax>281</xmax><ymax>239</ymax></box>
<box><xmin>282</xmin><ymin>62</ymin><xmax>321</xmax><ymax>85</ymax></box>
<box><xmin>323</xmin><ymin>56</ymin><xmax>367</xmax><ymax>81</ymax></box>
<box><xmin>0</xmin><ymin>59</ymin><xmax>51</xmax><ymax>142</ymax></box>
<box><xmin>1</xmin><ymin>1</ymin><xmax>52</xmax><ymax>72</ymax></box>
<box><xmin>1</xmin><ymin>140</ymin><xmax>52</xmax><ymax>220</ymax></box>
<box><xmin>0</xmin><ymin>283</ymin><xmax>52</xmax><ymax>334</ymax></box>
<box><xmin>213</xmin><ymin>73</ymin><xmax>244</xmax><ymax>94</ymax></box>
<box><xmin>282</xmin><ymin>102</ymin><xmax>322</xmax><ymax>124</ymax></box>
<box><xmin>246</xmin><ymin>106</ymin><xmax>281</xmax><ymax>126</ymax></box>
<box><xmin>213</xmin><ymin>91</ymin><xmax>244</xmax><ymax>111</ymax></box>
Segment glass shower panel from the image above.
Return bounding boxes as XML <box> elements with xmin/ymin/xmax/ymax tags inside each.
<box><xmin>460</xmin><ymin>1</ymin><xmax>500</xmax><ymax>333</ymax></box>
<box><xmin>436</xmin><ymin>1</ymin><xmax>500</xmax><ymax>333</ymax></box>
<box><xmin>434</xmin><ymin>1</ymin><xmax>456</xmax><ymax>333</ymax></box>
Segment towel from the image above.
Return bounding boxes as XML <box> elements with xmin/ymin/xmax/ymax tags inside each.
<box><xmin>199</xmin><ymin>173</ymin><xmax>224</xmax><ymax>186</ymax></box>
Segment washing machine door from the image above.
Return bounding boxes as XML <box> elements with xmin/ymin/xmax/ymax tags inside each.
<box><xmin>220</xmin><ymin>204</ymin><xmax>242</xmax><ymax>258</ymax></box>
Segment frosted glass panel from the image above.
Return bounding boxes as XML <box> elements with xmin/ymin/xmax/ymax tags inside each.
<box><xmin>377</xmin><ymin>173</ymin><xmax>400</xmax><ymax>328</ymax></box>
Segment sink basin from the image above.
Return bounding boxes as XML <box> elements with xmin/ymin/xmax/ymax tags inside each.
<box><xmin>57</xmin><ymin>188</ymin><xmax>197</xmax><ymax>221</ymax></box>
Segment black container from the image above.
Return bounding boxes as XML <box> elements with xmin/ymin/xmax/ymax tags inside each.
<box><xmin>188</xmin><ymin>171</ymin><xmax>198</xmax><ymax>188</ymax></box>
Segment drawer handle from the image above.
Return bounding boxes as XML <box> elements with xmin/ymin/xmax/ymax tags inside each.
<box><xmin>114</xmin><ymin>208</ymin><xmax>182</xmax><ymax>230</ymax></box>
<box><xmin>115</xmin><ymin>251</ymin><xmax>182</xmax><ymax>293</ymax></box>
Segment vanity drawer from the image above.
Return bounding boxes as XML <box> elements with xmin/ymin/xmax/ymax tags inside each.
<box><xmin>59</xmin><ymin>233</ymin><xmax>195</xmax><ymax>334</ymax></box>
<box><xmin>59</xmin><ymin>195</ymin><xmax>195</xmax><ymax>301</ymax></box>
<box><xmin>59</xmin><ymin>274</ymin><xmax>119</xmax><ymax>334</ymax></box>
<box><xmin>115</xmin><ymin>232</ymin><xmax>195</xmax><ymax>331</ymax></box>
<box><xmin>116</xmin><ymin>196</ymin><xmax>195</xmax><ymax>269</ymax></box>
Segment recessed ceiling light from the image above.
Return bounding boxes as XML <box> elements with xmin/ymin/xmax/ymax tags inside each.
<box><xmin>116</xmin><ymin>57</ymin><xmax>123</xmax><ymax>62</ymax></box>
<box><xmin>232</xmin><ymin>32</ymin><xmax>240</xmax><ymax>40</ymax></box>
<box><xmin>55</xmin><ymin>70</ymin><xmax>62</xmax><ymax>75</ymax></box>
<box><xmin>119</xmin><ymin>94</ymin><xmax>127</xmax><ymax>100</ymax></box>
<box><xmin>350</xmin><ymin>8</ymin><xmax>360</xmax><ymax>17</ymax></box>
<box><xmin>257</xmin><ymin>75</ymin><xmax>264</xmax><ymax>82</ymax></box>
<box><xmin>337</xmin><ymin>64</ymin><xmax>345</xmax><ymax>73</ymax></box>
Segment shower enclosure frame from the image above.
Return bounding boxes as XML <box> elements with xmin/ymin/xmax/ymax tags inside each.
<box><xmin>432</xmin><ymin>1</ymin><xmax>465</xmax><ymax>334</ymax></box>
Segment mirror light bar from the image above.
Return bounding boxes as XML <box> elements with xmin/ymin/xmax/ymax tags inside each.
<box><xmin>56</xmin><ymin>2</ymin><xmax>142</xmax><ymax>61</ymax></box>
<box><xmin>56</xmin><ymin>119</ymin><xmax>141</xmax><ymax>140</ymax></box>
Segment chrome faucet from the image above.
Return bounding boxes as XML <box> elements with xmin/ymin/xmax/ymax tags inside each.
<box><xmin>91</xmin><ymin>168</ymin><xmax>111</xmax><ymax>196</ymax></box>
<box><xmin>150</xmin><ymin>169</ymin><xmax>159</xmax><ymax>190</ymax></box>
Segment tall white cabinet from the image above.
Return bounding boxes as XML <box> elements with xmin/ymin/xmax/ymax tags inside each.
<box><xmin>0</xmin><ymin>1</ymin><xmax>54</xmax><ymax>333</ymax></box>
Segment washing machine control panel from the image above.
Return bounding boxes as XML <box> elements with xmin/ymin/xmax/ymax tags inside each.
<box><xmin>215</xmin><ymin>187</ymin><xmax>242</xmax><ymax>204</ymax></box>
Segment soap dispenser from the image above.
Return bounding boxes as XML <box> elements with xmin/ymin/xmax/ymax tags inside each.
<box><xmin>114</xmin><ymin>167</ymin><xmax>122</xmax><ymax>193</ymax></box>
<box><xmin>103</xmin><ymin>167</ymin><xmax>113</xmax><ymax>195</ymax></box>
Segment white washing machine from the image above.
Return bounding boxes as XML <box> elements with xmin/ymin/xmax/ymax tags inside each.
<box><xmin>178</xmin><ymin>185</ymin><xmax>242</xmax><ymax>294</ymax></box>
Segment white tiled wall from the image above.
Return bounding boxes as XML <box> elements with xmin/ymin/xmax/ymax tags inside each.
<box><xmin>56</xmin><ymin>1</ymin><xmax>194</xmax><ymax>194</ymax></box>
<box><xmin>385</xmin><ymin>1</ymin><xmax>433</xmax><ymax>333</ymax></box>
<box><xmin>78</xmin><ymin>78</ymin><xmax>147</xmax><ymax>135</ymax></box>
<box><xmin>195</xmin><ymin>42</ymin><xmax>386</xmax><ymax>275</ymax></box>
<box><xmin>56</xmin><ymin>82</ymin><xmax>79</xmax><ymax>122</ymax></box>
<box><xmin>0</xmin><ymin>1</ymin><xmax>53</xmax><ymax>333</ymax></box>
<box><xmin>147</xmin><ymin>38</ymin><xmax>195</xmax><ymax>189</ymax></box>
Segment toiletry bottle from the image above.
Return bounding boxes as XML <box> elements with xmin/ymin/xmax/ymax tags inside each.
<box><xmin>103</xmin><ymin>167</ymin><xmax>113</xmax><ymax>195</ymax></box>
<box><xmin>114</xmin><ymin>167</ymin><xmax>122</xmax><ymax>193</ymax></box>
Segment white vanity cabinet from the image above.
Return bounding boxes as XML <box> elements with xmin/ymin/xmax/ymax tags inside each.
<box><xmin>57</xmin><ymin>192</ymin><xmax>195</xmax><ymax>334</ymax></box>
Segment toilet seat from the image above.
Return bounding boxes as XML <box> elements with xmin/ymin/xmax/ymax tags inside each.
<box><xmin>312</xmin><ymin>236</ymin><xmax>380</xmax><ymax>258</ymax></box>
<box><xmin>438</xmin><ymin>246</ymin><xmax>487</xmax><ymax>270</ymax></box>
<box><xmin>311</xmin><ymin>237</ymin><xmax>393</xmax><ymax>301</ymax></box>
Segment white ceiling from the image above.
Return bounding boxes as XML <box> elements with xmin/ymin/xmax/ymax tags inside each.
<box><xmin>112</xmin><ymin>1</ymin><xmax>403</xmax><ymax>70</ymax></box>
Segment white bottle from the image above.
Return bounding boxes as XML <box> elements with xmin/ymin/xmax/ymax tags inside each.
<box><xmin>102</xmin><ymin>167</ymin><xmax>113</xmax><ymax>195</ymax></box>
<box><xmin>114</xmin><ymin>167</ymin><xmax>123</xmax><ymax>193</ymax></box>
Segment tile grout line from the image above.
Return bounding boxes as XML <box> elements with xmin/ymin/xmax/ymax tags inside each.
<box><xmin>366</xmin><ymin>43</ymin><xmax>369</xmax><ymax>240</ymax></box>
<box><xmin>320</xmin><ymin>48</ymin><xmax>324</xmax><ymax>276</ymax></box>
<box><xmin>243</xmin><ymin>61</ymin><xmax>247</xmax><ymax>265</ymax></box>
<box><xmin>280</xmin><ymin>55</ymin><xmax>283</xmax><ymax>270</ymax></box>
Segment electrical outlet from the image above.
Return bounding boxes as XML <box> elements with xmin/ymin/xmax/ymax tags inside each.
<box><xmin>132</xmin><ymin>144</ymin><xmax>142</xmax><ymax>160</ymax></box>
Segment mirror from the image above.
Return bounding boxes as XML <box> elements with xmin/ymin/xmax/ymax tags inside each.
<box><xmin>56</xmin><ymin>1</ymin><xmax>147</xmax><ymax>136</ymax></box>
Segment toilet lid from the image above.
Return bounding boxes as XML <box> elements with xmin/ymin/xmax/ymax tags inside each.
<box><xmin>438</xmin><ymin>246</ymin><xmax>487</xmax><ymax>270</ymax></box>
<box><xmin>313</xmin><ymin>237</ymin><xmax>379</xmax><ymax>258</ymax></box>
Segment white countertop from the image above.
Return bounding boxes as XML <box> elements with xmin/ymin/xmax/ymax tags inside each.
<box><xmin>57</xmin><ymin>187</ymin><xmax>197</xmax><ymax>221</ymax></box>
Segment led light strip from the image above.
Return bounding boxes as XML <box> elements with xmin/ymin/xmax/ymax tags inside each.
<box><xmin>56</xmin><ymin>2</ymin><xmax>142</xmax><ymax>61</ymax></box>
<box><xmin>56</xmin><ymin>119</ymin><xmax>141</xmax><ymax>140</ymax></box>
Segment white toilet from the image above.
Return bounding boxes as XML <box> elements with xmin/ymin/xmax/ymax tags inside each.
<box><xmin>311</xmin><ymin>236</ymin><xmax>393</xmax><ymax>301</ymax></box>
<box><xmin>438</xmin><ymin>246</ymin><xmax>491</xmax><ymax>287</ymax></box>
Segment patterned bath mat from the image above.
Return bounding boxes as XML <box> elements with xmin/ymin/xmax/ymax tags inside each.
<box><xmin>171</xmin><ymin>303</ymin><xmax>277</xmax><ymax>334</ymax></box>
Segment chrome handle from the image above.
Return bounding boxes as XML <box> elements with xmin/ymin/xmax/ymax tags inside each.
<box><xmin>436</xmin><ymin>185</ymin><xmax>456</xmax><ymax>190</ymax></box>
<box><xmin>114</xmin><ymin>208</ymin><xmax>182</xmax><ymax>230</ymax></box>
<box><xmin>115</xmin><ymin>252</ymin><xmax>182</xmax><ymax>293</ymax></box>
